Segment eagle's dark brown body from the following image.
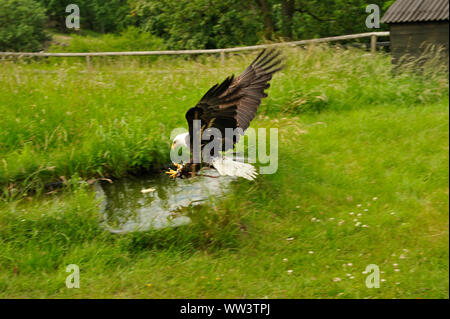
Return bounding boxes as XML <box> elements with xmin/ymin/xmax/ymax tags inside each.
<box><xmin>166</xmin><ymin>49</ymin><xmax>283</xmax><ymax>179</ymax></box>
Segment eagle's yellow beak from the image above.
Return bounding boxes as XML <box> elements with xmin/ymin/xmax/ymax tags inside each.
<box><xmin>171</xmin><ymin>143</ymin><xmax>176</xmax><ymax>150</ymax></box>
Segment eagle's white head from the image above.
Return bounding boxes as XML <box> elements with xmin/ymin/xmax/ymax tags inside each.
<box><xmin>171</xmin><ymin>132</ymin><xmax>189</xmax><ymax>150</ymax></box>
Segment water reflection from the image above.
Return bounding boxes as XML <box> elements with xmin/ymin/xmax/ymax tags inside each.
<box><xmin>95</xmin><ymin>169</ymin><xmax>235</xmax><ymax>233</ymax></box>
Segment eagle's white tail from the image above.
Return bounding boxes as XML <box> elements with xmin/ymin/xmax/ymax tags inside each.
<box><xmin>210</xmin><ymin>157</ymin><xmax>257</xmax><ymax>181</ymax></box>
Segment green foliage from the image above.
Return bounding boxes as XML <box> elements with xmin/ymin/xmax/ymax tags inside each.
<box><xmin>0</xmin><ymin>0</ymin><xmax>49</xmax><ymax>51</ymax></box>
<box><xmin>129</xmin><ymin>0</ymin><xmax>263</xmax><ymax>49</ymax></box>
<box><xmin>37</xmin><ymin>0</ymin><xmax>130</xmax><ymax>33</ymax></box>
<box><xmin>49</xmin><ymin>27</ymin><xmax>165</xmax><ymax>52</ymax></box>
<box><xmin>279</xmin><ymin>0</ymin><xmax>391</xmax><ymax>39</ymax></box>
<box><xmin>26</xmin><ymin>0</ymin><xmax>398</xmax><ymax>50</ymax></box>
<box><xmin>128</xmin><ymin>0</ymin><xmax>394</xmax><ymax>49</ymax></box>
<box><xmin>267</xmin><ymin>46</ymin><xmax>449</xmax><ymax>114</ymax></box>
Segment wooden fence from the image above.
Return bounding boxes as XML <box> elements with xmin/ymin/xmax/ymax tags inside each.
<box><xmin>0</xmin><ymin>31</ymin><xmax>389</xmax><ymax>67</ymax></box>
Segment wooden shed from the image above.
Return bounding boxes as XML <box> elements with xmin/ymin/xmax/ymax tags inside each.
<box><xmin>381</xmin><ymin>0</ymin><xmax>449</xmax><ymax>65</ymax></box>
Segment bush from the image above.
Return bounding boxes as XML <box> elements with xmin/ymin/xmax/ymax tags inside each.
<box><xmin>0</xmin><ymin>0</ymin><xmax>49</xmax><ymax>51</ymax></box>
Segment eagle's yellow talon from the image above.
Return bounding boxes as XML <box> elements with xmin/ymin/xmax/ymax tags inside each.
<box><xmin>165</xmin><ymin>163</ymin><xmax>184</xmax><ymax>179</ymax></box>
<box><xmin>165</xmin><ymin>169</ymin><xmax>178</xmax><ymax>179</ymax></box>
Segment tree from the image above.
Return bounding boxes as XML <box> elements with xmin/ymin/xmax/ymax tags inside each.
<box><xmin>281</xmin><ymin>0</ymin><xmax>295</xmax><ymax>39</ymax></box>
<box><xmin>28</xmin><ymin>0</ymin><xmax>395</xmax><ymax>50</ymax></box>
<box><xmin>253</xmin><ymin>0</ymin><xmax>275</xmax><ymax>40</ymax></box>
<box><xmin>0</xmin><ymin>0</ymin><xmax>49</xmax><ymax>51</ymax></box>
<box><xmin>130</xmin><ymin>0</ymin><xmax>264</xmax><ymax>49</ymax></box>
<box><xmin>36</xmin><ymin>0</ymin><xmax>130</xmax><ymax>33</ymax></box>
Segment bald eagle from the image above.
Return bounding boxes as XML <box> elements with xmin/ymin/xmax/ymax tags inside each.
<box><xmin>166</xmin><ymin>49</ymin><xmax>283</xmax><ymax>180</ymax></box>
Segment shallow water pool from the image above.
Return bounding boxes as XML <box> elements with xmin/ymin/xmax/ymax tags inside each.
<box><xmin>95</xmin><ymin>169</ymin><xmax>235</xmax><ymax>233</ymax></box>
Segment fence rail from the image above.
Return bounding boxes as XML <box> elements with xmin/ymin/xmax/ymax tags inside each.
<box><xmin>0</xmin><ymin>31</ymin><xmax>389</xmax><ymax>63</ymax></box>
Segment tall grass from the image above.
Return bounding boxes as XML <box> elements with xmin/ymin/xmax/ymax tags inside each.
<box><xmin>0</xmin><ymin>102</ymin><xmax>447</xmax><ymax>298</ymax></box>
<box><xmin>0</xmin><ymin>45</ymin><xmax>448</xmax><ymax>298</ymax></box>
<box><xmin>0</xmin><ymin>46</ymin><xmax>448</xmax><ymax>198</ymax></box>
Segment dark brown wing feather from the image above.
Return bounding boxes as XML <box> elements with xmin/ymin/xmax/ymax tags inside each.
<box><xmin>185</xmin><ymin>49</ymin><xmax>283</xmax><ymax>152</ymax></box>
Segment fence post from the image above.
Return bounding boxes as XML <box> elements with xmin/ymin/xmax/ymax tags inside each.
<box><xmin>220</xmin><ymin>51</ymin><xmax>225</xmax><ymax>64</ymax></box>
<box><xmin>86</xmin><ymin>56</ymin><xmax>91</xmax><ymax>70</ymax></box>
<box><xmin>370</xmin><ymin>34</ymin><xmax>377</xmax><ymax>53</ymax></box>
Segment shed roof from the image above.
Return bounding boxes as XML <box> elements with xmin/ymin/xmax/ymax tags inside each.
<box><xmin>381</xmin><ymin>0</ymin><xmax>449</xmax><ymax>23</ymax></box>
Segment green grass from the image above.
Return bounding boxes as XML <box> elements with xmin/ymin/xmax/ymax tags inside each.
<box><xmin>0</xmin><ymin>46</ymin><xmax>448</xmax><ymax>298</ymax></box>
<box><xmin>48</xmin><ymin>27</ymin><xmax>166</xmax><ymax>54</ymax></box>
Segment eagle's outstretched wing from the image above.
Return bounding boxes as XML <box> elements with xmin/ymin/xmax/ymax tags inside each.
<box><xmin>185</xmin><ymin>48</ymin><xmax>283</xmax><ymax>153</ymax></box>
